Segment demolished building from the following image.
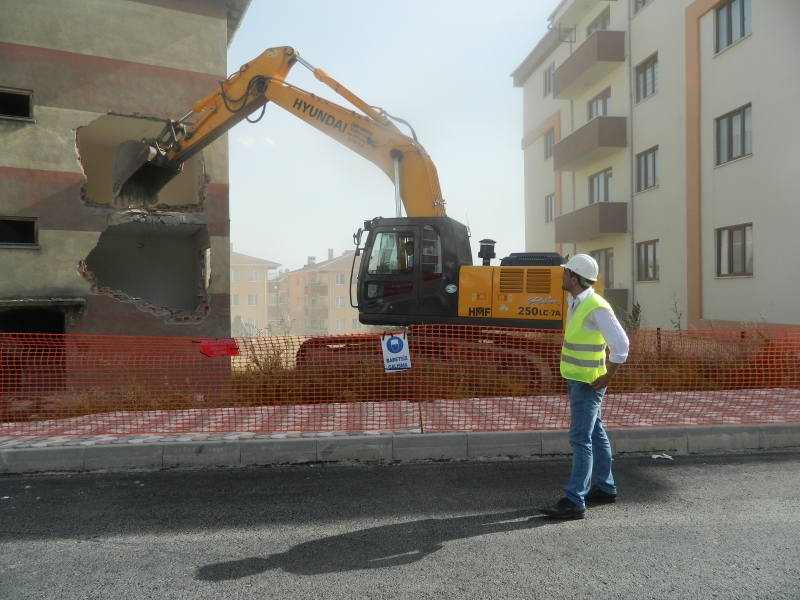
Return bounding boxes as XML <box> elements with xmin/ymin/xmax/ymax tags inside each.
<box><xmin>0</xmin><ymin>0</ymin><xmax>251</xmax><ymax>336</ymax></box>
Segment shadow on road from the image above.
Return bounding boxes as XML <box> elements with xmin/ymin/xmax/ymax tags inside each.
<box><xmin>196</xmin><ymin>509</ymin><xmax>557</xmax><ymax>579</ymax></box>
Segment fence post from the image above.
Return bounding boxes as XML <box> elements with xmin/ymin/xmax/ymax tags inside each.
<box><xmin>656</xmin><ymin>327</ymin><xmax>661</xmax><ymax>358</ymax></box>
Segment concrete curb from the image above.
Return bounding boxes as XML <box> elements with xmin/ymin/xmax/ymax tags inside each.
<box><xmin>1</xmin><ymin>424</ymin><xmax>799</xmax><ymax>474</ymax></box>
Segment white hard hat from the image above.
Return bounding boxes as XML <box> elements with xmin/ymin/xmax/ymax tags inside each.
<box><xmin>561</xmin><ymin>254</ymin><xmax>599</xmax><ymax>282</ymax></box>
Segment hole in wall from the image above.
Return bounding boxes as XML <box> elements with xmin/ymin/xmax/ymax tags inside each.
<box><xmin>81</xmin><ymin>214</ymin><xmax>211</xmax><ymax>320</ymax></box>
<box><xmin>75</xmin><ymin>113</ymin><xmax>206</xmax><ymax>211</ymax></box>
<box><xmin>0</xmin><ymin>308</ymin><xmax>65</xmax><ymax>334</ymax></box>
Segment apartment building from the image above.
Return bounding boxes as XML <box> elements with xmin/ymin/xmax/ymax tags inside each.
<box><xmin>513</xmin><ymin>0</ymin><xmax>799</xmax><ymax>328</ymax></box>
<box><xmin>286</xmin><ymin>250</ymin><xmax>370</xmax><ymax>336</ymax></box>
<box><xmin>229</xmin><ymin>247</ymin><xmax>280</xmax><ymax>334</ymax></box>
<box><xmin>0</xmin><ymin>0</ymin><xmax>249</xmax><ymax>336</ymax></box>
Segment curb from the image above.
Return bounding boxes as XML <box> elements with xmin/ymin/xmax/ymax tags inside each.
<box><xmin>1</xmin><ymin>424</ymin><xmax>799</xmax><ymax>474</ymax></box>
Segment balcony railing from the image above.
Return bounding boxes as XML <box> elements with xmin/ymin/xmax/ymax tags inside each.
<box><xmin>553</xmin><ymin>30</ymin><xmax>625</xmax><ymax>100</ymax></box>
<box><xmin>553</xmin><ymin>116</ymin><xmax>626</xmax><ymax>172</ymax></box>
<box><xmin>305</xmin><ymin>284</ymin><xmax>328</xmax><ymax>295</ymax></box>
<box><xmin>554</xmin><ymin>201</ymin><xmax>627</xmax><ymax>243</ymax></box>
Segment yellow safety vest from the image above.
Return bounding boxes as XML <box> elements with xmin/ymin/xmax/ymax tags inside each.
<box><xmin>560</xmin><ymin>293</ymin><xmax>612</xmax><ymax>383</ymax></box>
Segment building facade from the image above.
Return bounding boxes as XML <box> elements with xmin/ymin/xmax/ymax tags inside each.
<box><xmin>229</xmin><ymin>247</ymin><xmax>279</xmax><ymax>335</ymax></box>
<box><xmin>513</xmin><ymin>0</ymin><xmax>799</xmax><ymax>328</ymax></box>
<box><xmin>0</xmin><ymin>0</ymin><xmax>250</xmax><ymax>335</ymax></box>
<box><xmin>285</xmin><ymin>250</ymin><xmax>372</xmax><ymax>336</ymax></box>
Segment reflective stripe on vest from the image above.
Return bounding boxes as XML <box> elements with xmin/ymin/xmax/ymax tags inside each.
<box><xmin>560</xmin><ymin>293</ymin><xmax>612</xmax><ymax>383</ymax></box>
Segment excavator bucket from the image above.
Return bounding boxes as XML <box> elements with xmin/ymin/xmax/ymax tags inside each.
<box><xmin>112</xmin><ymin>139</ymin><xmax>181</xmax><ymax>205</ymax></box>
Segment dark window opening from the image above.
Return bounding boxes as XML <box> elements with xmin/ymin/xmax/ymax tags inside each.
<box><xmin>0</xmin><ymin>88</ymin><xmax>34</xmax><ymax>121</ymax></box>
<box><xmin>0</xmin><ymin>309</ymin><xmax>65</xmax><ymax>334</ymax></box>
<box><xmin>0</xmin><ymin>218</ymin><xmax>37</xmax><ymax>246</ymax></box>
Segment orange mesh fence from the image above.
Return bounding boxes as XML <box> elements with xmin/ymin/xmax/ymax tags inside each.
<box><xmin>1</xmin><ymin>326</ymin><xmax>799</xmax><ymax>437</ymax></box>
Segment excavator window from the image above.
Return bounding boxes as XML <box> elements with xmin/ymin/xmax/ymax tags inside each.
<box><xmin>367</xmin><ymin>232</ymin><xmax>415</xmax><ymax>274</ymax></box>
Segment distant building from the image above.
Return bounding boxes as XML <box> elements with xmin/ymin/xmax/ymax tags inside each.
<box><xmin>229</xmin><ymin>247</ymin><xmax>280</xmax><ymax>335</ymax></box>
<box><xmin>513</xmin><ymin>0</ymin><xmax>800</xmax><ymax>328</ymax></box>
<box><xmin>286</xmin><ymin>249</ymin><xmax>372</xmax><ymax>336</ymax></box>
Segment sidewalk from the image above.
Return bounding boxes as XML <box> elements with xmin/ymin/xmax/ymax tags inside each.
<box><xmin>2</xmin><ymin>424</ymin><xmax>799</xmax><ymax>474</ymax></box>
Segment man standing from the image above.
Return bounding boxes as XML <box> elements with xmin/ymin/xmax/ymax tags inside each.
<box><xmin>540</xmin><ymin>254</ymin><xmax>629</xmax><ymax>519</ymax></box>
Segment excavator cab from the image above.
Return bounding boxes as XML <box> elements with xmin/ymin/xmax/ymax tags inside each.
<box><xmin>357</xmin><ymin>216</ymin><xmax>472</xmax><ymax>327</ymax></box>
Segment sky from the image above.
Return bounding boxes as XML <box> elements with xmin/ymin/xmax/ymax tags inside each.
<box><xmin>226</xmin><ymin>0</ymin><xmax>562</xmax><ymax>271</ymax></box>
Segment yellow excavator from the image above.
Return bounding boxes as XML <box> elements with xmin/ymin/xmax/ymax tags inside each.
<box><xmin>112</xmin><ymin>46</ymin><xmax>597</xmax><ymax>390</ymax></box>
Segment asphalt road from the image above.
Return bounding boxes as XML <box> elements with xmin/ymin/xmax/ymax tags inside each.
<box><xmin>1</xmin><ymin>451</ymin><xmax>799</xmax><ymax>599</ymax></box>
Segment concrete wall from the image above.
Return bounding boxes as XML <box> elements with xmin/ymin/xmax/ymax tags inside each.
<box><xmin>0</xmin><ymin>0</ymin><xmax>233</xmax><ymax>336</ymax></box>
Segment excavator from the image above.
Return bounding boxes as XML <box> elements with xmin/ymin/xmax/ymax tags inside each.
<box><xmin>112</xmin><ymin>46</ymin><xmax>599</xmax><ymax>391</ymax></box>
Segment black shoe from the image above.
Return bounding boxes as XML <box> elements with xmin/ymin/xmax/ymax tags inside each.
<box><xmin>585</xmin><ymin>485</ymin><xmax>617</xmax><ymax>503</ymax></box>
<box><xmin>539</xmin><ymin>498</ymin><xmax>585</xmax><ymax>519</ymax></box>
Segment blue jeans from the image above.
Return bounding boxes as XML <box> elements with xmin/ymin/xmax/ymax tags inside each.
<box><xmin>563</xmin><ymin>380</ymin><xmax>616</xmax><ymax>508</ymax></box>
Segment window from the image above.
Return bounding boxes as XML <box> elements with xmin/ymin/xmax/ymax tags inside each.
<box><xmin>544</xmin><ymin>129</ymin><xmax>554</xmax><ymax>160</ymax></box>
<box><xmin>247</xmin><ymin>294</ymin><xmax>259</xmax><ymax>306</ymax></box>
<box><xmin>716</xmin><ymin>104</ymin><xmax>752</xmax><ymax>165</ymax></box>
<box><xmin>230</xmin><ymin>270</ymin><xmax>240</xmax><ymax>282</ymax></box>
<box><xmin>588</xmin><ymin>88</ymin><xmax>611</xmax><ymax>120</ymax></box>
<box><xmin>589</xmin><ymin>168</ymin><xmax>613</xmax><ymax>203</ymax></box>
<box><xmin>717</xmin><ymin>224</ymin><xmax>753</xmax><ymax>276</ymax></box>
<box><xmin>296</xmin><ymin>298</ymin><xmax>301</xmax><ymax>308</ymax></box>
<box><xmin>367</xmin><ymin>231</ymin><xmax>415</xmax><ymax>274</ymax></box>
<box><xmin>267</xmin><ymin>293</ymin><xmax>278</xmax><ymax>306</ymax></box>
<box><xmin>587</xmin><ymin>7</ymin><xmax>610</xmax><ymax>37</ymax></box>
<box><xmin>247</xmin><ymin>269</ymin><xmax>258</xmax><ymax>282</ymax></box>
<box><xmin>247</xmin><ymin>318</ymin><xmax>259</xmax><ymax>329</ymax></box>
<box><xmin>543</xmin><ymin>63</ymin><xmax>554</xmax><ymax>97</ymax></box>
<box><xmin>545</xmin><ymin>194</ymin><xmax>556</xmax><ymax>223</ymax></box>
<box><xmin>296</xmin><ymin>278</ymin><xmax>300</xmax><ymax>287</ymax></box>
<box><xmin>0</xmin><ymin>217</ymin><xmax>37</xmax><ymax>247</ymax></box>
<box><xmin>635</xmin><ymin>54</ymin><xmax>658</xmax><ymax>103</ymax></box>
<box><xmin>352</xmin><ymin>319</ymin><xmax>362</xmax><ymax>330</ymax></box>
<box><xmin>231</xmin><ymin>294</ymin><xmax>240</xmax><ymax>306</ymax></box>
<box><xmin>335</xmin><ymin>296</ymin><xmax>345</xmax><ymax>308</ymax></box>
<box><xmin>336</xmin><ymin>319</ymin><xmax>345</xmax><ymax>331</ymax></box>
<box><xmin>637</xmin><ymin>240</ymin><xmax>659</xmax><ymax>281</ymax></box>
<box><xmin>634</xmin><ymin>0</ymin><xmax>654</xmax><ymax>14</ymax></box>
<box><xmin>636</xmin><ymin>147</ymin><xmax>659</xmax><ymax>192</ymax></box>
<box><xmin>335</xmin><ymin>274</ymin><xmax>345</xmax><ymax>285</ymax></box>
<box><xmin>590</xmin><ymin>248</ymin><xmax>614</xmax><ymax>287</ymax></box>
<box><xmin>0</xmin><ymin>87</ymin><xmax>34</xmax><ymax>122</ymax></box>
<box><xmin>716</xmin><ymin>0</ymin><xmax>751</xmax><ymax>53</ymax></box>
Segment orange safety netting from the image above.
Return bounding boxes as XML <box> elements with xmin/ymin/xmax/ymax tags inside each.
<box><xmin>1</xmin><ymin>326</ymin><xmax>799</xmax><ymax>436</ymax></box>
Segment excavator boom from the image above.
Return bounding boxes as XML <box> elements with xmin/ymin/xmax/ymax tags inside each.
<box><xmin>112</xmin><ymin>46</ymin><xmax>446</xmax><ymax>217</ymax></box>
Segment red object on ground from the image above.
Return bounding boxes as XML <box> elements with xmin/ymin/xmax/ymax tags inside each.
<box><xmin>195</xmin><ymin>338</ymin><xmax>239</xmax><ymax>357</ymax></box>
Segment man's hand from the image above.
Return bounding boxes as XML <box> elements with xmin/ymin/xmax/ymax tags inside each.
<box><xmin>591</xmin><ymin>362</ymin><xmax>623</xmax><ymax>390</ymax></box>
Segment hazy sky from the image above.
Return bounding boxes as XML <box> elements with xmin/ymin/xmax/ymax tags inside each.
<box><xmin>226</xmin><ymin>0</ymin><xmax>562</xmax><ymax>271</ymax></box>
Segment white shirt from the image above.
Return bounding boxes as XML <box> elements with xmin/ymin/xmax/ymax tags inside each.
<box><xmin>566</xmin><ymin>287</ymin><xmax>630</xmax><ymax>364</ymax></box>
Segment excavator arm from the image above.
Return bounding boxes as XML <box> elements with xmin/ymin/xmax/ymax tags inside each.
<box><xmin>112</xmin><ymin>46</ymin><xmax>446</xmax><ymax>217</ymax></box>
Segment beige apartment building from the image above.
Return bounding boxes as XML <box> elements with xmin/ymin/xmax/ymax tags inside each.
<box><xmin>285</xmin><ymin>250</ymin><xmax>371</xmax><ymax>336</ymax></box>
<box><xmin>229</xmin><ymin>247</ymin><xmax>279</xmax><ymax>335</ymax></box>
<box><xmin>513</xmin><ymin>0</ymin><xmax>799</xmax><ymax>329</ymax></box>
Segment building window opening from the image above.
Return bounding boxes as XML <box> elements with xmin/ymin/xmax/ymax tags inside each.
<box><xmin>636</xmin><ymin>147</ymin><xmax>659</xmax><ymax>192</ymax></box>
<box><xmin>716</xmin><ymin>0</ymin><xmax>751</xmax><ymax>53</ymax></box>
<box><xmin>717</xmin><ymin>223</ymin><xmax>753</xmax><ymax>276</ymax></box>
<box><xmin>637</xmin><ymin>240</ymin><xmax>659</xmax><ymax>281</ymax></box>
<box><xmin>587</xmin><ymin>7</ymin><xmax>610</xmax><ymax>37</ymax></box>
<box><xmin>635</xmin><ymin>54</ymin><xmax>658</xmax><ymax>103</ymax></box>
<box><xmin>588</xmin><ymin>88</ymin><xmax>611</xmax><ymax>120</ymax></box>
<box><xmin>589</xmin><ymin>168</ymin><xmax>613</xmax><ymax>203</ymax></box>
<box><xmin>545</xmin><ymin>194</ymin><xmax>556</xmax><ymax>223</ymax></box>
<box><xmin>0</xmin><ymin>87</ymin><xmax>34</xmax><ymax>121</ymax></box>
<box><xmin>0</xmin><ymin>218</ymin><xmax>37</xmax><ymax>247</ymax></box>
<box><xmin>590</xmin><ymin>248</ymin><xmax>614</xmax><ymax>288</ymax></box>
<box><xmin>716</xmin><ymin>104</ymin><xmax>752</xmax><ymax>165</ymax></box>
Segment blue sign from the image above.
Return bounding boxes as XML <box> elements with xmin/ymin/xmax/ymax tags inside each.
<box><xmin>386</xmin><ymin>336</ymin><xmax>404</xmax><ymax>354</ymax></box>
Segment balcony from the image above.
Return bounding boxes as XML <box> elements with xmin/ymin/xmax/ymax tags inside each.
<box><xmin>554</xmin><ymin>202</ymin><xmax>627</xmax><ymax>243</ymax></box>
<box><xmin>553</xmin><ymin>30</ymin><xmax>625</xmax><ymax>100</ymax></box>
<box><xmin>304</xmin><ymin>304</ymin><xmax>329</xmax><ymax>317</ymax></box>
<box><xmin>553</xmin><ymin>116</ymin><xmax>626</xmax><ymax>172</ymax></box>
<box><xmin>305</xmin><ymin>284</ymin><xmax>328</xmax><ymax>295</ymax></box>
